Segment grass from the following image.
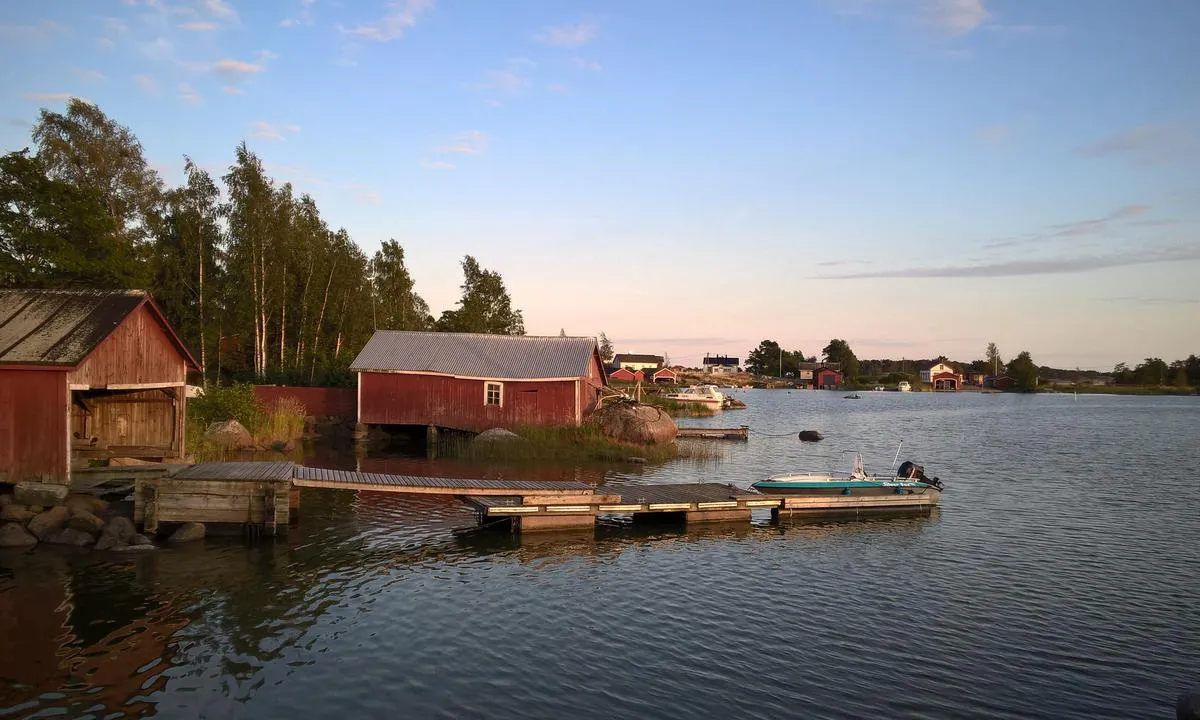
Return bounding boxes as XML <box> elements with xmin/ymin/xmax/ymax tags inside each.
<box><xmin>439</xmin><ymin>424</ymin><xmax>722</xmax><ymax>464</ymax></box>
<box><xmin>639</xmin><ymin>393</ymin><xmax>718</xmax><ymax>417</ymax></box>
<box><xmin>185</xmin><ymin>383</ymin><xmax>309</xmax><ymax>460</ymax></box>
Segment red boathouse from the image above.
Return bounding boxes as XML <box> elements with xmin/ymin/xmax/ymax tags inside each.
<box><xmin>350</xmin><ymin>331</ymin><xmax>608</xmax><ymax>432</ymax></box>
<box><xmin>0</xmin><ymin>289</ymin><xmax>198</xmax><ymax>487</ymax></box>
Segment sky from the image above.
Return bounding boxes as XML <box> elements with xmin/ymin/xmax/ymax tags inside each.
<box><xmin>1</xmin><ymin>0</ymin><xmax>1198</xmax><ymax>371</ymax></box>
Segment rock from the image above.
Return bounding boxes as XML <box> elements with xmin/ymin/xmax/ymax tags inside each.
<box><xmin>26</xmin><ymin>506</ymin><xmax>71</xmax><ymax>540</ymax></box>
<box><xmin>67</xmin><ymin>511</ymin><xmax>105</xmax><ymax>535</ymax></box>
<box><xmin>270</xmin><ymin>439</ymin><xmax>296</xmax><ymax>453</ymax></box>
<box><xmin>589</xmin><ymin>402</ymin><xmax>678</xmax><ymax>445</ymax></box>
<box><xmin>168</xmin><ymin>522</ymin><xmax>205</xmax><ymax>544</ymax></box>
<box><xmin>472</xmin><ymin>428</ymin><xmax>523</xmax><ymax>445</ymax></box>
<box><xmin>13</xmin><ymin>482</ymin><xmax>69</xmax><ymax>507</ymax></box>
<box><xmin>95</xmin><ymin>516</ymin><xmax>138</xmax><ymax>550</ymax></box>
<box><xmin>43</xmin><ymin>527</ymin><xmax>96</xmax><ymax>547</ymax></box>
<box><xmin>0</xmin><ymin>523</ymin><xmax>38</xmax><ymax>548</ymax></box>
<box><xmin>110</xmin><ymin>543</ymin><xmax>156</xmax><ymax>552</ymax></box>
<box><xmin>1179</xmin><ymin>690</ymin><xmax>1200</xmax><ymax>720</ymax></box>
<box><xmin>131</xmin><ymin>534</ymin><xmax>154</xmax><ymax>546</ymax></box>
<box><xmin>0</xmin><ymin>493</ymin><xmax>13</xmax><ymax>507</ymax></box>
<box><xmin>626</xmin><ymin>456</ymin><xmax>647</xmax><ymax>464</ymax></box>
<box><xmin>65</xmin><ymin>494</ymin><xmax>108</xmax><ymax>516</ymax></box>
<box><xmin>204</xmin><ymin>419</ymin><xmax>254</xmax><ymax>448</ymax></box>
<box><xmin>798</xmin><ymin>430</ymin><xmax>824</xmax><ymax>442</ymax></box>
<box><xmin>1</xmin><ymin>504</ymin><xmax>36</xmax><ymax>524</ymax></box>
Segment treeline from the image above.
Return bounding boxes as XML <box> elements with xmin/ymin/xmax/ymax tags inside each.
<box><xmin>1</xmin><ymin>99</ymin><xmax>525</xmax><ymax>386</ymax></box>
<box><xmin>746</xmin><ymin>338</ymin><xmax>1199</xmax><ymax>390</ymax></box>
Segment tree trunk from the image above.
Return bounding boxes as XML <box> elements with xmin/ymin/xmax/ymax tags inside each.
<box><xmin>310</xmin><ymin>262</ymin><xmax>335</xmax><ymax>384</ymax></box>
<box><xmin>295</xmin><ymin>258</ymin><xmax>314</xmax><ymax>369</ymax></box>
<box><xmin>198</xmin><ymin>222</ymin><xmax>206</xmax><ymax>386</ymax></box>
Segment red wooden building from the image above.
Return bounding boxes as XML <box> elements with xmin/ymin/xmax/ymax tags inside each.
<box><xmin>815</xmin><ymin>367</ymin><xmax>843</xmax><ymax>389</ymax></box>
<box><xmin>0</xmin><ymin>289</ymin><xmax>198</xmax><ymax>487</ymax></box>
<box><xmin>350</xmin><ymin>331</ymin><xmax>608</xmax><ymax>432</ymax></box>
<box><xmin>608</xmin><ymin>367</ymin><xmax>639</xmax><ymax>382</ymax></box>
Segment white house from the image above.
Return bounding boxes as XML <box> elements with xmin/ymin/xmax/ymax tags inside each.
<box><xmin>703</xmin><ymin>355</ymin><xmax>740</xmax><ymax>374</ymax></box>
<box><xmin>920</xmin><ymin>362</ymin><xmax>962</xmax><ymax>391</ymax></box>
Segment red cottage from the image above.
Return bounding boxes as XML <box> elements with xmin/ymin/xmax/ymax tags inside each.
<box><xmin>351</xmin><ymin>331</ymin><xmax>609</xmax><ymax>432</ymax></box>
<box><xmin>0</xmin><ymin>289</ymin><xmax>198</xmax><ymax>489</ymax></box>
<box><xmin>815</xmin><ymin>367</ymin><xmax>843</xmax><ymax>389</ymax></box>
<box><xmin>607</xmin><ymin>367</ymin><xmax>638</xmax><ymax>382</ymax></box>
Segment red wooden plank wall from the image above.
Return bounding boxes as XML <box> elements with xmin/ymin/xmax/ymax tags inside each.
<box><xmin>68</xmin><ymin>304</ymin><xmax>188</xmax><ymax>387</ymax></box>
<box><xmin>358</xmin><ymin>373</ymin><xmax>578</xmax><ymax>431</ymax></box>
<box><xmin>0</xmin><ymin>370</ymin><xmax>68</xmax><ymax>484</ymax></box>
<box><xmin>253</xmin><ymin>385</ymin><xmax>357</xmax><ymax>420</ymax></box>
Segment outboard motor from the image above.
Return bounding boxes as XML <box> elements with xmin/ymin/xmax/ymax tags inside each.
<box><xmin>897</xmin><ymin>460</ymin><xmax>944</xmax><ymax>490</ymax></box>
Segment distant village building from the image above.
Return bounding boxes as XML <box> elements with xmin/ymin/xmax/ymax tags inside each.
<box><xmin>650</xmin><ymin>367</ymin><xmax>678</xmax><ymax>384</ymax></box>
<box><xmin>612</xmin><ymin>353</ymin><xmax>664</xmax><ymax>372</ymax></box>
<box><xmin>920</xmin><ymin>361</ymin><xmax>963</xmax><ymax>391</ymax></box>
<box><xmin>815</xmin><ymin>367</ymin><xmax>843</xmax><ymax>390</ymax></box>
<box><xmin>703</xmin><ymin>355</ymin><xmax>740</xmax><ymax>374</ymax></box>
<box><xmin>0</xmin><ymin>289</ymin><xmax>198</xmax><ymax>487</ymax></box>
<box><xmin>350</xmin><ymin>331</ymin><xmax>607</xmax><ymax>432</ymax></box>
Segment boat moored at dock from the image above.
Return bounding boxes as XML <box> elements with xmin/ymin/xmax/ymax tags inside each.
<box><xmin>751</xmin><ymin>453</ymin><xmax>942</xmax><ymax>515</ymax></box>
<box><xmin>664</xmin><ymin>384</ymin><xmax>728</xmax><ymax>408</ymax></box>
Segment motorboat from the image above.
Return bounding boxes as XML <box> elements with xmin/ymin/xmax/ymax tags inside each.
<box><xmin>897</xmin><ymin>381</ymin><xmax>912</xmax><ymax>392</ymax></box>
<box><xmin>751</xmin><ymin>450</ymin><xmax>943</xmax><ymax>514</ymax></box>
<box><xmin>843</xmin><ymin>393</ymin><xmax>861</xmax><ymax>399</ymax></box>
<box><xmin>664</xmin><ymin>384</ymin><xmax>727</xmax><ymax>408</ymax></box>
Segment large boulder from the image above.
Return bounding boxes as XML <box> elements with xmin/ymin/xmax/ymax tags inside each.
<box><xmin>65</xmin><ymin>494</ymin><xmax>108</xmax><ymax>516</ymax></box>
<box><xmin>589</xmin><ymin>402</ymin><xmax>678</xmax><ymax>445</ymax></box>
<box><xmin>472</xmin><ymin>428</ymin><xmax>523</xmax><ymax>446</ymax></box>
<box><xmin>0</xmin><ymin>504</ymin><xmax>35</xmax><ymax>524</ymax></box>
<box><xmin>204</xmin><ymin>419</ymin><xmax>254</xmax><ymax>449</ymax></box>
<box><xmin>0</xmin><ymin>493</ymin><xmax>14</xmax><ymax>507</ymax></box>
<box><xmin>798</xmin><ymin>430</ymin><xmax>824</xmax><ymax>442</ymax></box>
<box><xmin>0</xmin><ymin>523</ymin><xmax>37</xmax><ymax>548</ymax></box>
<box><xmin>95</xmin><ymin>516</ymin><xmax>138</xmax><ymax>551</ymax></box>
<box><xmin>67</xmin><ymin>511</ymin><xmax>106</xmax><ymax>535</ymax></box>
<box><xmin>26</xmin><ymin>506</ymin><xmax>71</xmax><ymax>540</ymax></box>
<box><xmin>43</xmin><ymin>527</ymin><xmax>96</xmax><ymax>547</ymax></box>
<box><xmin>168</xmin><ymin>522</ymin><xmax>206</xmax><ymax>544</ymax></box>
<box><xmin>13</xmin><ymin>482</ymin><xmax>69</xmax><ymax>507</ymax></box>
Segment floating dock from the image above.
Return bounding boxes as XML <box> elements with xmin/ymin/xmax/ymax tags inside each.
<box><xmin>675</xmin><ymin>426</ymin><xmax>749</xmax><ymax>440</ymax></box>
<box><xmin>127</xmin><ymin>461</ymin><xmax>937</xmax><ymax>536</ymax></box>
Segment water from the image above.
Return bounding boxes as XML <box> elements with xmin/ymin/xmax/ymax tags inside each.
<box><xmin>2</xmin><ymin>391</ymin><xmax>1198</xmax><ymax>718</ymax></box>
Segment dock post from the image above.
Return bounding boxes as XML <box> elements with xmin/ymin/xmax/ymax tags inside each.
<box><xmin>142</xmin><ymin>482</ymin><xmax>159</xmax><ymax>534</ymax></box>
<box><xmin>426</xmin><ymin>425</ymin><xmax>439</xmax><ymax>460</ymax></box>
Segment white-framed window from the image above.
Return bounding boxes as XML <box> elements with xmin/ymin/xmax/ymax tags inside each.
<box><xmin>485</xmin><ymin>382</ymin><xmax>503</xmax><ymax>406</ymax></box>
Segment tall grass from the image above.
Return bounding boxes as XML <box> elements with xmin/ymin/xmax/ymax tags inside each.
<box><xmin>640</xmin><ymin>393</ymin><xmax>718</xmax><ymax>417</ymax></box>
<box><xmin>185</xmin><ymin>383</ymin><xmax>308</xmax><ymax>458</ymax></box>
<box><xmin>257</xmin><ymin>397</ymin><xmax>307</xmax><ymax>445</ymax></box>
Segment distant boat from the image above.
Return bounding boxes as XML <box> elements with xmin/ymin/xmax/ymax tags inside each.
<box><xmin>843</xmin><ymin>392</ymin><xmax>861</xmax><ymax>399</ymax></box>
<box><xmin>897</xmin><ymin>381</ymin><xmax>912</xmax><ymax>392</ymax></box>
<box><xmin>664</xmin><ymin>384</ymin><xmax>727</xmax><ymax>408</ymax></box>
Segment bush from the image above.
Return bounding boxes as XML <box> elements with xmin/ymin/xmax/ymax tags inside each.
<box><xmin>257</xmin><ymin>396</ymin><xmax>307</xmax><ymax>445</ymax></box>
<box><xmin>189</xmin><ymin>382</ymin><xmax>260</xmax><ymax>429</ymax></box>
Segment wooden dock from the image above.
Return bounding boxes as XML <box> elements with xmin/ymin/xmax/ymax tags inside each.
<box><xmin>675</xmin><ymin>426</ymin><xmax>749</xmax><ymax>440</ymax></box>
<box><xmin>127</xmin><ymin>461</ymin><xmax>938</xmax><ymax>536</ymax></box>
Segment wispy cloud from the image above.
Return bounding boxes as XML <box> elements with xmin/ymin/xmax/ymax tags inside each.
<box><xmin>1101</xmin><ymin>296</ymin><xmax>1200</xmax><ymax>307</ymax></box>
<box><xmin>436</xmin><ymin>130</ymin><xmax>488</xmax><ymax>155</ymax></box>
<box><xmin>223</xmin><ymin>85</ymin><xmax>245</xmax><ymax>95</ymax></box>
<box><xmin>1074</xmin><ymin>123</ymin><xmax>1191</xmax><ymax>164</ymax></box>
<box><xmin>546</xmin><ymin>83</ymin><xmax>570</xmax><ymax>94</ymax></box>
<box><xmin>921</xmin><ymin>0</ymin><xmax>989</xmax><ymax>35</ymax></box>
<box><xmin>180</xmin><ymin>21</ymin><xmax>219</xmax><ymax>30</ymax></box>
<box><xmin>537</xmin><ymin>20</ymin><xmax>599</xmax><ymax>47</ymax></box>
<box><xmin>976</xmin><ymin>124</ymin><xmax>1011</xmax><ymax>144</ymax></box>
<box><xmin>2</xmin><ymin>117</ymin><xmax>32</xmax><ymax>130</ymax></box>
<box><xmin>202</xmin><ymin>0</ymin><xmax>238</xmax><ymax>21</ymax></box>
<box><xmin>251</xmin><ymin>121</ymin><xmax>301</xmax><ymax>141</ymax></box>
<box><xmin>419</xmin><ymin>159</ymin><xmax>455</xmax><ymax>170</ymax></box>
<box><xmin>214</xmin><ymin>58</ymin><xmax>264</xmax><ymax>75</ymax></box>
<box><xmin>817</xmin><ymin>244</ymin><xmax>1200</xmax><ymax>280</ymax></box>
<box><xmin>72</xmin><ymin>68</ymin><xmax>108</xmax><ymax>83</ymax></box>
<box><xmin>982</xmin><ymin>204</ymin><xmax>1153</xmax><ymax>249</ymax></box>
<box><xmin>339</xmin><ymin>0</ymin><xmax>432</xmax><ymax>42</ymax></box>
<box><xmin>349</xmin><ymin>183</ymin><xmax>381</xmax><ymax>205</ymax></box>
<box><xmin>179</xmin><ymin>82</ymin><xmax>202</xmax><ymax>105</ymax></box>
<box><xmin>135</xmin><ymin>74</ymin><xmax>159</xmax><ymax>94</ymax></box>
<box><xmin>570</xmin><ymin>57</ymin><xmax>602</xmax><ymax>72</ymax></box>
<box><xmin>472</xmin><ymin>62</ymin><xmax>531</xmax><ymax>98</ymax></box>
<box><xmin>22</xmin><ymin>92</ymin><xmax>77</xmax><ymax>103</ymax></box>
<box><xmin>281</xmin><ymin>0</ymin><xmax>315</xmax><ymax>27</ymax></box>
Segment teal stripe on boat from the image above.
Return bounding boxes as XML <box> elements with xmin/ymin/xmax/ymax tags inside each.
<box><xmin>754</xmin><ymin>480</ymin><xmax>929</xmax><ymax>489</ymax></box>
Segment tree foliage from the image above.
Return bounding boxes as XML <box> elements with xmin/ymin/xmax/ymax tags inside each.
<box><xmin>435</xmin><ymin>255</ymin><xmax>525</xmax><ymax>335</ymax></box>
<box><xmin>1</xmin><ymin>100</ymin><xmax>529</xmax><ymax>386</ymax></box>
<box><xmin>822</xmin><ymin>339</ymin><xmax>860</xmax><ymax>380</ymax></box>
<box><xmin>985</xmin><ymin>342</ymin><xmax>1003</xmax><ymax>376</ymax></box>
<box><xmin>745</xmin><ymin>340</ymin><xmax>809</xmax><ymax>376</ymax></box>
<box><xmin>598</xmin><ymin>332</ymin><xmax>614</xmax><ymax>364</ymax></box>
<box><xmin>1006</xmin><ymin>351</ymin><xmax>1039</xmax><ymax>390</ymax></box>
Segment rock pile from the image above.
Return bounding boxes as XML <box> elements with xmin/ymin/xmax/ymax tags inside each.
<box><xmin>0</xmin><ymin>487</ymin><xmax>163</xmax><ymax>552</ymax></box>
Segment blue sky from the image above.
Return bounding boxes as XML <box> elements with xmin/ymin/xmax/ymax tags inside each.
<box><xmin>2</xmin><ymin>0</ymin><xmax>1198</xmax><ymax>370</ymax></box>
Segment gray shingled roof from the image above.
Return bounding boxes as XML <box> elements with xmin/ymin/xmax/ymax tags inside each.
<box><xmin>0</xmin><ymin>289</ymin><xmax>148</xmax><ymax>365</ymax></box>
<box><xmin>350</xmin><ymin>331</ymin><xmax>601</xmax><ymax>380</ymax></box>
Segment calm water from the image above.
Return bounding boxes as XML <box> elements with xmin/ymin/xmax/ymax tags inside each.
<box><xmin>2</xmin><ymin>390</ymin><xmax>1198</xmax><ymax>719</ymax></box>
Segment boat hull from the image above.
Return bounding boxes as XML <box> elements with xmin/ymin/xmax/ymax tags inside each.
<box><xmin>769</xmin><ymin>487</ymin><xmax>940</xmax><ymax>516</ymax></box>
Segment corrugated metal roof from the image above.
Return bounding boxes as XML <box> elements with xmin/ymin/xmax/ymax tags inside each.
<box><xmin>350</xmin><ymin>331</ymin><xmax>599</xmax><ymax>379</ymax></box>
<box><xmin>613</xmin><ymin>353</ymin><xmax>663</xmax><ymax>365</ymax></box>
<box><xmin>0</xmin><ymin>289</ymin><xmax>147</xmax><ymax>365</ymax></box>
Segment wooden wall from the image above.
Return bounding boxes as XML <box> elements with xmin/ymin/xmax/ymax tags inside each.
<box><xmin>73</xmin><ymin>389</ymin><xmax>179</xmax><ymax>450</ymax></box>
<box><xmin>358</xmin><ymin>372</ymin><xmax>580</xmax><ymax>431</ymax></box>
<box><xmin>0</xmin><ymin>370</ymin><xmax>68</xmax><ymax>484</ymax></box>
<box><xmin>253</xmin><ymin>385</ymin><xmax>356</xmax><ymax>421</ymax></box>
<box><xmin>68</xmin><ymin>304</ymin><xmax>187</xmax><ymax>387</ymax></box>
